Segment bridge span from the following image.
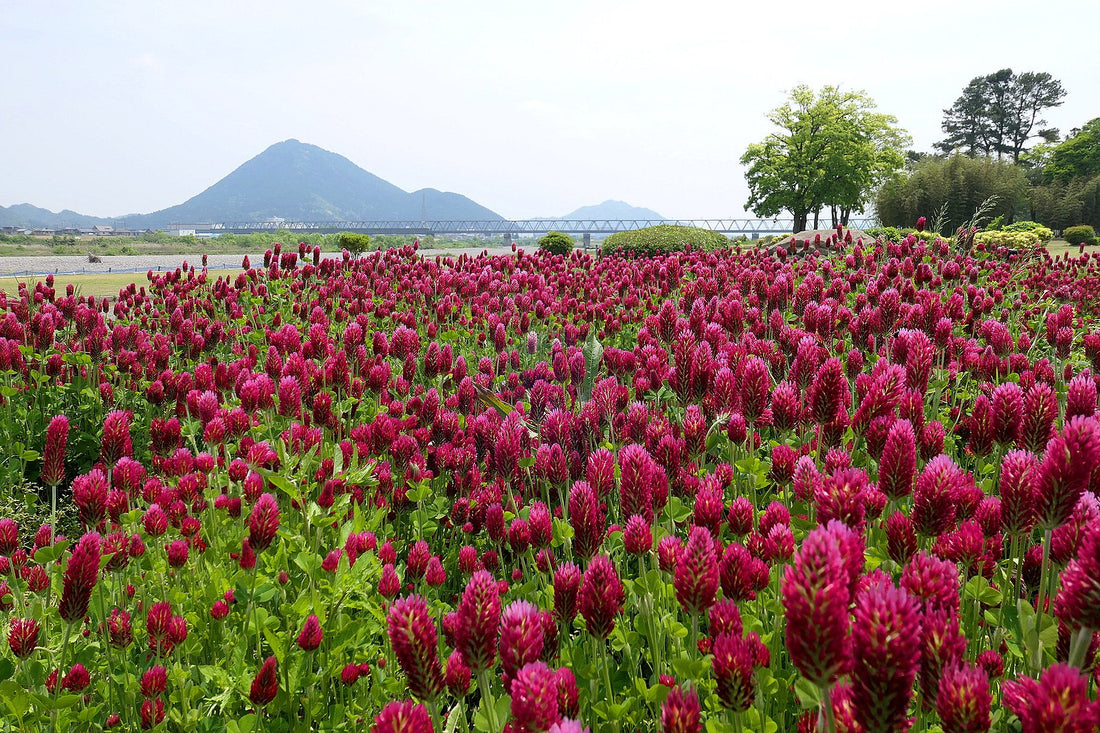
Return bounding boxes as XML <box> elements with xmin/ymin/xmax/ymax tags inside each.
<box><xmin>183</xmin><ymin>218</ymin><xmax>878</xmax><ymax>246</ymax></box>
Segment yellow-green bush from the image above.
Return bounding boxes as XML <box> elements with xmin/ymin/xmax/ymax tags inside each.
<box><xmin>973</xmin><ymin>230</ymin><xmax>1043</xmax><ymax>248</ymax></box>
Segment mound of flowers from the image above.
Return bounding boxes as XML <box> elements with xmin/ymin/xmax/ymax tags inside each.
<box><xmin>1</xmin><ymin>234</ymin><xmax>1099</xmax><ymax>731</ymax></box>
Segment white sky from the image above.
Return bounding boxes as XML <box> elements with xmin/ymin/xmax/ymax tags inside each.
<box><xmin>2</xmin><ymin>0</ymin><xmax>1097</xmax><ymax>220</ymax></box>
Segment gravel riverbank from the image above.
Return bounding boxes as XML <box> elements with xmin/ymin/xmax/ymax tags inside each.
<box><xmin>0</xmin><ymin>246</ymin><xmax>519</xmax><ymax>277</ymax></box>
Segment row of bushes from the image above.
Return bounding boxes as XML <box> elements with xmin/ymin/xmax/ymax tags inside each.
<box><xmin>535</xmin><ymin>226</ymin><xmax>739</xmax><ymax>257</ymax></box>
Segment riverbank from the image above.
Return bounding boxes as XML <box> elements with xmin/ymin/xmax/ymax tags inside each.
<box><xmin>0</xmin><ymin>245</ymin><xmax>521</xmax><ymax>277</ymax></box>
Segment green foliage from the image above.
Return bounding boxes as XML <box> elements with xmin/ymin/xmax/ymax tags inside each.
<box><xmin>602</xmin><ymin>225</ymin><xmax>731</xmax><ymax>256</ymax></box>
<box><xmin>538</xmin><ymin>231</ymin><xmax>575</xmax><ymax>256</ymax></box>
<box><xmin>0</xmin><ymin>482</ymin><xmax>80</xmax><ymax>542</ymax></box>
<box><xmin>875</xmin><ymin>155</ymin><xmax>1029</xmax><ymax>233</ymax></box>
<box><xmin>974</xmin><ymin>229</ymin><xmax>1044</xmax><ymax>248</ymax></box>
<box><xmin>1002</xmin><ymin>221</ymin><xmax>1053</xmax><ymax>240</ymax></box>
<box><xmin>1029</xmin><ymin>174</ymin><xmax>1100</xmax><ymax>230</ymax></box>
<box><xmin>936</xmin><ymin>69</ymin><xmax>1065</xmax><ymax>162</ymax></box>
<box><xmin>1042</xmin><ymin>118</ymin><xmax>1100</xmax><ymax>183</ymax></box>
<box><xmin>1064</xmin><ymin>225</ymin><xmax>1097</xmax><ymax>246</ymax></box>
<box><xmin>864</xmin><ymin>226</ymin><xmax>941</xmax><ymax>244</ymax></box>
<box><xmin>742</xmin><ymin>85</ymin><xmax>910</xmax><ymax>232</ymax></box>
<box><xmin>337</xmin><ymin>232</ymin><xmax>372</xmax><ymax>255</ymax></box>
<box><xmin>864</xmin><ymin>226</ymin><xmax>903</xmax><ymax>243</ymax></box>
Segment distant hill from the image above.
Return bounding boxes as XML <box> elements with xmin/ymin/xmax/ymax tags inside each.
<box><xmin>0</xmin><ymin>203</ymin><xmax>119</xmax><ymax>229</ymax></box>
<box><xmin>557</xmin><ymin>200</ymin><xmax>664</xmax><ymax>220</ymax></box>
<box><xmin>2</xmin><ymin>139</ymin><xmax>504</xmax><ymax>229</ymax></box>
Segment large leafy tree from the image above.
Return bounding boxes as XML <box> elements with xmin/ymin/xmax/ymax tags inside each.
<box><xmin>1042</xmin><ymin>118</ymin><xmax>1100</xmax><ymax>183</ymax></box>
<box><xmin>741</xmin><ymin>86</ymin><xmax>909</xmax><ymax>232</ymax></box>
<box><xmin>1026</xmin><ymin>119</ymin><xmax>1100</xmax><ymax>229</ymax></box>
<box><xmin>936</xmin><ymin>69</ymin><xmax>1065</xmax><ymax>163</ymax></box>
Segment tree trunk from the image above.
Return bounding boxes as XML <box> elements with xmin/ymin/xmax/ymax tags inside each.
<box><xmin>830</xmin><ymin>206</ymin><xmax>839</xmax><ymax>228</ymax></box>
<box><xmin>812</xmin><ymin>210</ymin><xmax>820</xmax><ymax>229</ymax></box>
<box><xmin>840</xmin><ymin>208</ymin><xmax>851</xmax><ymax>226</ymax></box>
<box><xmin>793</xmin><ymin>211</ymin><xmax>807</xmax><ymax>233</ymax></box>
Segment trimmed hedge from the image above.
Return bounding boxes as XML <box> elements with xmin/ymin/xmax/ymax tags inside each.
<box><xmin>538</xmin><ymin>231</ymin><xmax>575</xmax><ymax>256</ymax></box>
<box><xmin>1064</xmin><ymin>225</ymin><xmax>1097</xmax><ymax>246</ymax></box>
<box><xmin>602</xmin><ymin>225</ymin><xmax>731</xmax><ymax>256</ymax></box>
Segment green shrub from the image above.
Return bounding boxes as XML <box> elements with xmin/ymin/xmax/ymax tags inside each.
<box><xmin>602</xmin><ymin>225</ymin><xmax>731</xmax><ymax>256</ymax></box>
<box><xmin>864</xmin><ymin>226</ymin><xmax>903</xmax><ymax>243</ymax></box>
<box><xmin>863</xmin><ymin>226</ymin><xmax>939</xmax><ymax>244</ymax></box>
<box><xmin>1003</xmin><ymin>221</ymin><xmax>1054</xmax><ymax>241</ymax></box>
<box><xmin>1064</xmin><ymin>225</ymin><xmax>1097</xmax><ymax>246</ymax></box>
<box><xmin>337</xmin><ymin>232</ymin><xmax>372</xmax><ymax>255</ymax></box>
<box><xmin>974</xmin><ymin>229</ymin><xmax>1042</xmax><ymax>248</ymax></box>
<box><xmin>538</xmin><ymin>231</ymin><xmax>575</xmax><ymax>256</ymax></box>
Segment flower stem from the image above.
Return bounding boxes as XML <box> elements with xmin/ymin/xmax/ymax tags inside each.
<box><xmin>599</xmin><ymin>640</ymin><xmax>620</xmax><ymax>733</ymax></box>
<box><xmin>51</xmin><ymin>622</ymin><xmax>74</xmax><ymax>729</ymax></box>
<box><xmin>428</xmin><ymin>699</ymin><xmax>444</xmax><ymax>733</ymax></box>
<box><xmin>247</xmin><ymin>568</ymin><xmax>261</xmax><ymax>660</ymax></box>
<box><xmin>821</xmin><ymin>684</ymin><xmax>836</xmax><ymax>733</ymax></box>
<box><xmin>1035</xmin><ymin>528</ymin><xmax>1053</xmax><ymax>638</ymax></box>
<box><xmin>1068</xmin><ymin>626</ymin><xmax>1094</xmax><ymax>670</ymax></box>
<box><xmin>476</xmin><ymin>670</ymin><xmax>498</xmax><ymax>732</ymax></box>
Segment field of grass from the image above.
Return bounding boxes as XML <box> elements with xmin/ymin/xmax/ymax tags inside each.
<box><xmin>1044</xmin><ymin>238</ymin><xmax>1097</xmax><ymax>258</ymax></box>
<box><xmin>0</xmin><ymin>272</ymin><xmax>153</xmax><ymax>299</ymax></box>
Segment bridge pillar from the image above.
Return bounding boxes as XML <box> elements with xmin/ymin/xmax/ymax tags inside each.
<box><xmin>583</xmin><ymin>232</ymin><xmax>591</xmax><ymax>250</ymax></box>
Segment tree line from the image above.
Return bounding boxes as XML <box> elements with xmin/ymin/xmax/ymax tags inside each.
<box><xmin>743</xmin><ymin>70</ymin><xmax>1099</xmax><ymax>234</ymax></box>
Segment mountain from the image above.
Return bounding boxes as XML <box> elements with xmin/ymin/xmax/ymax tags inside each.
<box><xmin>408</xmin><ymin>189</ymin><xmax>502</xmax><ymax>221</ymax></box>
<box><xmin>125</xmin><ymin>140</ymin><xmax>503</xmax><ymax>227</ymax></box>
<box><xmin>557</xmin><ymin>200</ymin><xmax>664</xmax><ymax>220</ymax></box>
<box><xmin>2</xmin><ymin>140</ymin><xmax>504</xmax><ymax>229</ymax></box>
<box><xmin>0</xmin><ymin>203</ymin><xmax>119</xmax><ymax>229</ymax></box>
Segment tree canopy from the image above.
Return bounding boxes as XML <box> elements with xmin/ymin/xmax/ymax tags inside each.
<box><xmin>741</xmin><ymin>86</ymin><xmax>909</xmax><ymax>233</ymax></box>
<box><xmin>1041</xmin><ymin>118</ymin><xmax>1100</xmax><ymax>183</ymax></box>
<box><xmin>935</xmin><ymin>69</ymin><xmax>1065</xmax><ymax>163</ymax></box>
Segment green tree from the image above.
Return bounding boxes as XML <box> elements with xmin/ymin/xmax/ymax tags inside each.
<box><xmin>741</xmin><ymin>85</ymin><xmax>909</xmax><ymax>232</ymax></box>
<box><xmin>875</xmin><ymin>155</ymin><xmax>1029</xmax><ymax>233</ymax></box>
<box><xmin>337</xmin><ymin>232</ymin><xmax>371</xmax><ymax>255</ymax></box>
<box><xmin>1042</xmin><ymin>118</ymin><xmax>1100</xmax><ymax>183</ymax></box>
<box><xmin>936</xmin><ymin>69</ymin><xmax>1065</xmax><ymax>163</ymax></box>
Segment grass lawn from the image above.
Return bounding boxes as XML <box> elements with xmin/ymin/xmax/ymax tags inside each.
<box><xmin>1045</xmin><ymin>238</ymin><xmax>1097</xmax><ymax>258</ymax></box>
<box><xmin>0</xmin><ymin>271</ymin><xmax>225</xmax><ymax>299</ymax></box>
<box><xmin>0</xmin><ymin>272</ymin><xmax>152</xmax><ymax>299</ymax></box>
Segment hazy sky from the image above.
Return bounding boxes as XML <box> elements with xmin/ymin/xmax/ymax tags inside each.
<box><xmin>2</xmin><ymin>0</ymin><xmax>1097</xmax><ymax>220</ymax></box>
